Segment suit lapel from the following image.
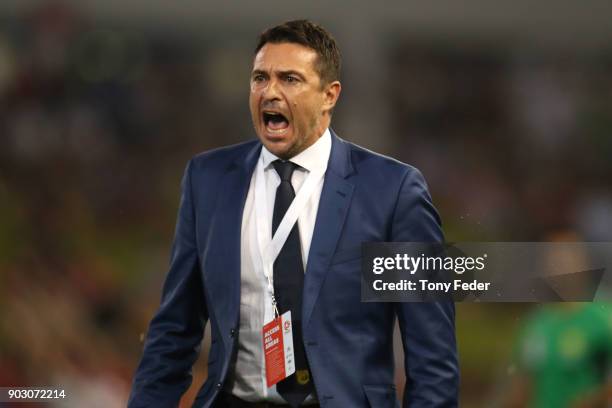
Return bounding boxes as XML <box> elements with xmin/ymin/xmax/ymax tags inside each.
<box><xmin>204</xmin><ymin>142</ymin><xmax>260</xmax><ymax>348</ymax></box>
<box><xmin>303</xmin><ymin>131</ymin><xmax>355</xmax><ymax>326</ymax></box>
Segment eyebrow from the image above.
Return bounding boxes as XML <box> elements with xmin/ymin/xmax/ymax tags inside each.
<box><xmin>251</xmin><ymin>69</ymin><xmax>306</xmax><ymax>80</ymax></box>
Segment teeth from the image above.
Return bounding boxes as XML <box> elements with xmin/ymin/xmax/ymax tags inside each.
<box><xmin>262</xmin><ymin>111</ymin><xmax>287</xmax><ymax>120</ymax></box>
<box><xmin>265</xmin><ymin>125</ymin><xmax>288</xmax><ymax>134</ymax></box>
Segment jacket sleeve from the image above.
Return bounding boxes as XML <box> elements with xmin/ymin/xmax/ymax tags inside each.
<box><xmin>391</xmin><ymin>168</ymin><xmax>459</xmax><ymax>408</ymax></box>
<box><xmin>128</xmin><ymin>159</ymin><xmax>208</xmax><ymax>408</ymax></box>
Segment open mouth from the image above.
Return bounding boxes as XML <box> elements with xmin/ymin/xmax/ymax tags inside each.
<box><xmin>262</xmin><ymin>111</ymin><xmax>289</xmax><ymax>133</ymax></box>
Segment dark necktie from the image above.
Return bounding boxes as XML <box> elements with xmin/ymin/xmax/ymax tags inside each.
<box><xmin>271</xmin><ymin>160</ymin><xmax>314</xmax><ymax>407</ymax></box>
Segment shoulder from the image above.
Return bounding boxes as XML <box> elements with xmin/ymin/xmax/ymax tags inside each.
<box><xmin>341</xmin><ymin>137</ymin><xmax>427</xmax><ymax>186</ymax></box>
<box><xmin>178</xmin><ymin>139</ymin><xmax>260</xmax><ymax>193</ymax></box>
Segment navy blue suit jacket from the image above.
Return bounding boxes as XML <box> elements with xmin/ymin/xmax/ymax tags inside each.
<box><xmin>129</xmin><ymin>131</ymin><xmax>459</xmax><ymax>407</ymax></box>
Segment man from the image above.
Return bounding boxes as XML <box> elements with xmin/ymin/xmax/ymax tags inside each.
<box><xmin>506</xmin><ymin>303</ymin><xmax>612</xmax><ymax>408</ymax></box>
<box><xmin>129</xmin><ymin>20</ymin><xmax>458</xmax><ymax>408</ymax></box>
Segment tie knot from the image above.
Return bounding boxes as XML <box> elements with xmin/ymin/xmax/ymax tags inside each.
<box><xmin>273</xmin><ymin>160</ymin><xmax>297</xmax><ymax>182</ymax></box>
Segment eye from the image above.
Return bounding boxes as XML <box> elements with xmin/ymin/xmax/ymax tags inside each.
<box><xmin>252</xmin><ymin>74</ymin><xmax>266</xmax><ymax>83</ymax></box>
<box><xmin>285</xmin><ymin>75</ymin><xmax>299</xmax><ymax>83</ymax></box>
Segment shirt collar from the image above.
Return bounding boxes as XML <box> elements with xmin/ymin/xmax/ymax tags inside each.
<box><xmin>260</xmin><ymin>128</ymin><xmax>331</xmax><ymax>173</ymax></box>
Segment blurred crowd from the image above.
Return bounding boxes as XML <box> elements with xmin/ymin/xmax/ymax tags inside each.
<box><xmin>0</xmin><ymin>2</ymin><xmax>222</xmax><ymax>406</ymax></box>
<box><xmin>388</xmin><ymin>41</ymin><xmax>612</xmax><ymax>242</ymax></box>
<box><xmin>0</xmin><ymin>2</ymin><xmax>611</xmax><ymax>407</ymax></box>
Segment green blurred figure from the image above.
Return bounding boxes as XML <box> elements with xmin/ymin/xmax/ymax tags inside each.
<box><xmin>508</xmin><ymin>303</ymin><xmax>612</xmax><ymax>408</ymax></box>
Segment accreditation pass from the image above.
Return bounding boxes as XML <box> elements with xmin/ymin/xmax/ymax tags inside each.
<box><xmin>262</xmin><ymin>310</ymin><xmax>295</xmax><ymax>387</ymax></box>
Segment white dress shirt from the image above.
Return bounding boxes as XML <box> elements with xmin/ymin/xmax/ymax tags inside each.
<box><xmin>225</xmin><ymin>129</ymin><xmax>331</xmax><ymax>403</ymax></box>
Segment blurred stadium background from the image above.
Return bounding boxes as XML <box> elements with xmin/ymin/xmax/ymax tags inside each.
<box><xmin>1</xmin><ymin>1</ymin><xmax>611</xmax><ymax>406</ymax></box>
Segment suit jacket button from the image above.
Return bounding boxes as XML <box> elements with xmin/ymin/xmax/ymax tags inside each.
<box><xmin>230</xmin><ymin>328</ymin><xmax>236</xmax><ymax>337</ymax></box>
<box><xmin>216</xmin><ymin>382</ymin><xmax>222</xmax><ymax>389</ymax></box>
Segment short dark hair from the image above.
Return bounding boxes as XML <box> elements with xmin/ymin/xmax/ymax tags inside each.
<box><xmin>255</xmin><ymin>19</ymin><xmax>341</xmax><ymax>87</ymax></box>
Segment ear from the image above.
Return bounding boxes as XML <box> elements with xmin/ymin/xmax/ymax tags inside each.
<box><xmin>322</xmin><ymin>81</ymin><xmax>341</xmax><ymax>115</ymax></box>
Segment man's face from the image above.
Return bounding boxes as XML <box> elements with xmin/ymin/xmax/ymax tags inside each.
<box><xmin>249</xmin><ymin>42</ymin><xmax>340</xmax><ymax>159</ymax></box>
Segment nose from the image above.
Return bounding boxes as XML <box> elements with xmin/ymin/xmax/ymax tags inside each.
<box><xmin>261</xmin><ymin>78</ymin><xmax>281</xmax><ymax>102</ymax></box>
